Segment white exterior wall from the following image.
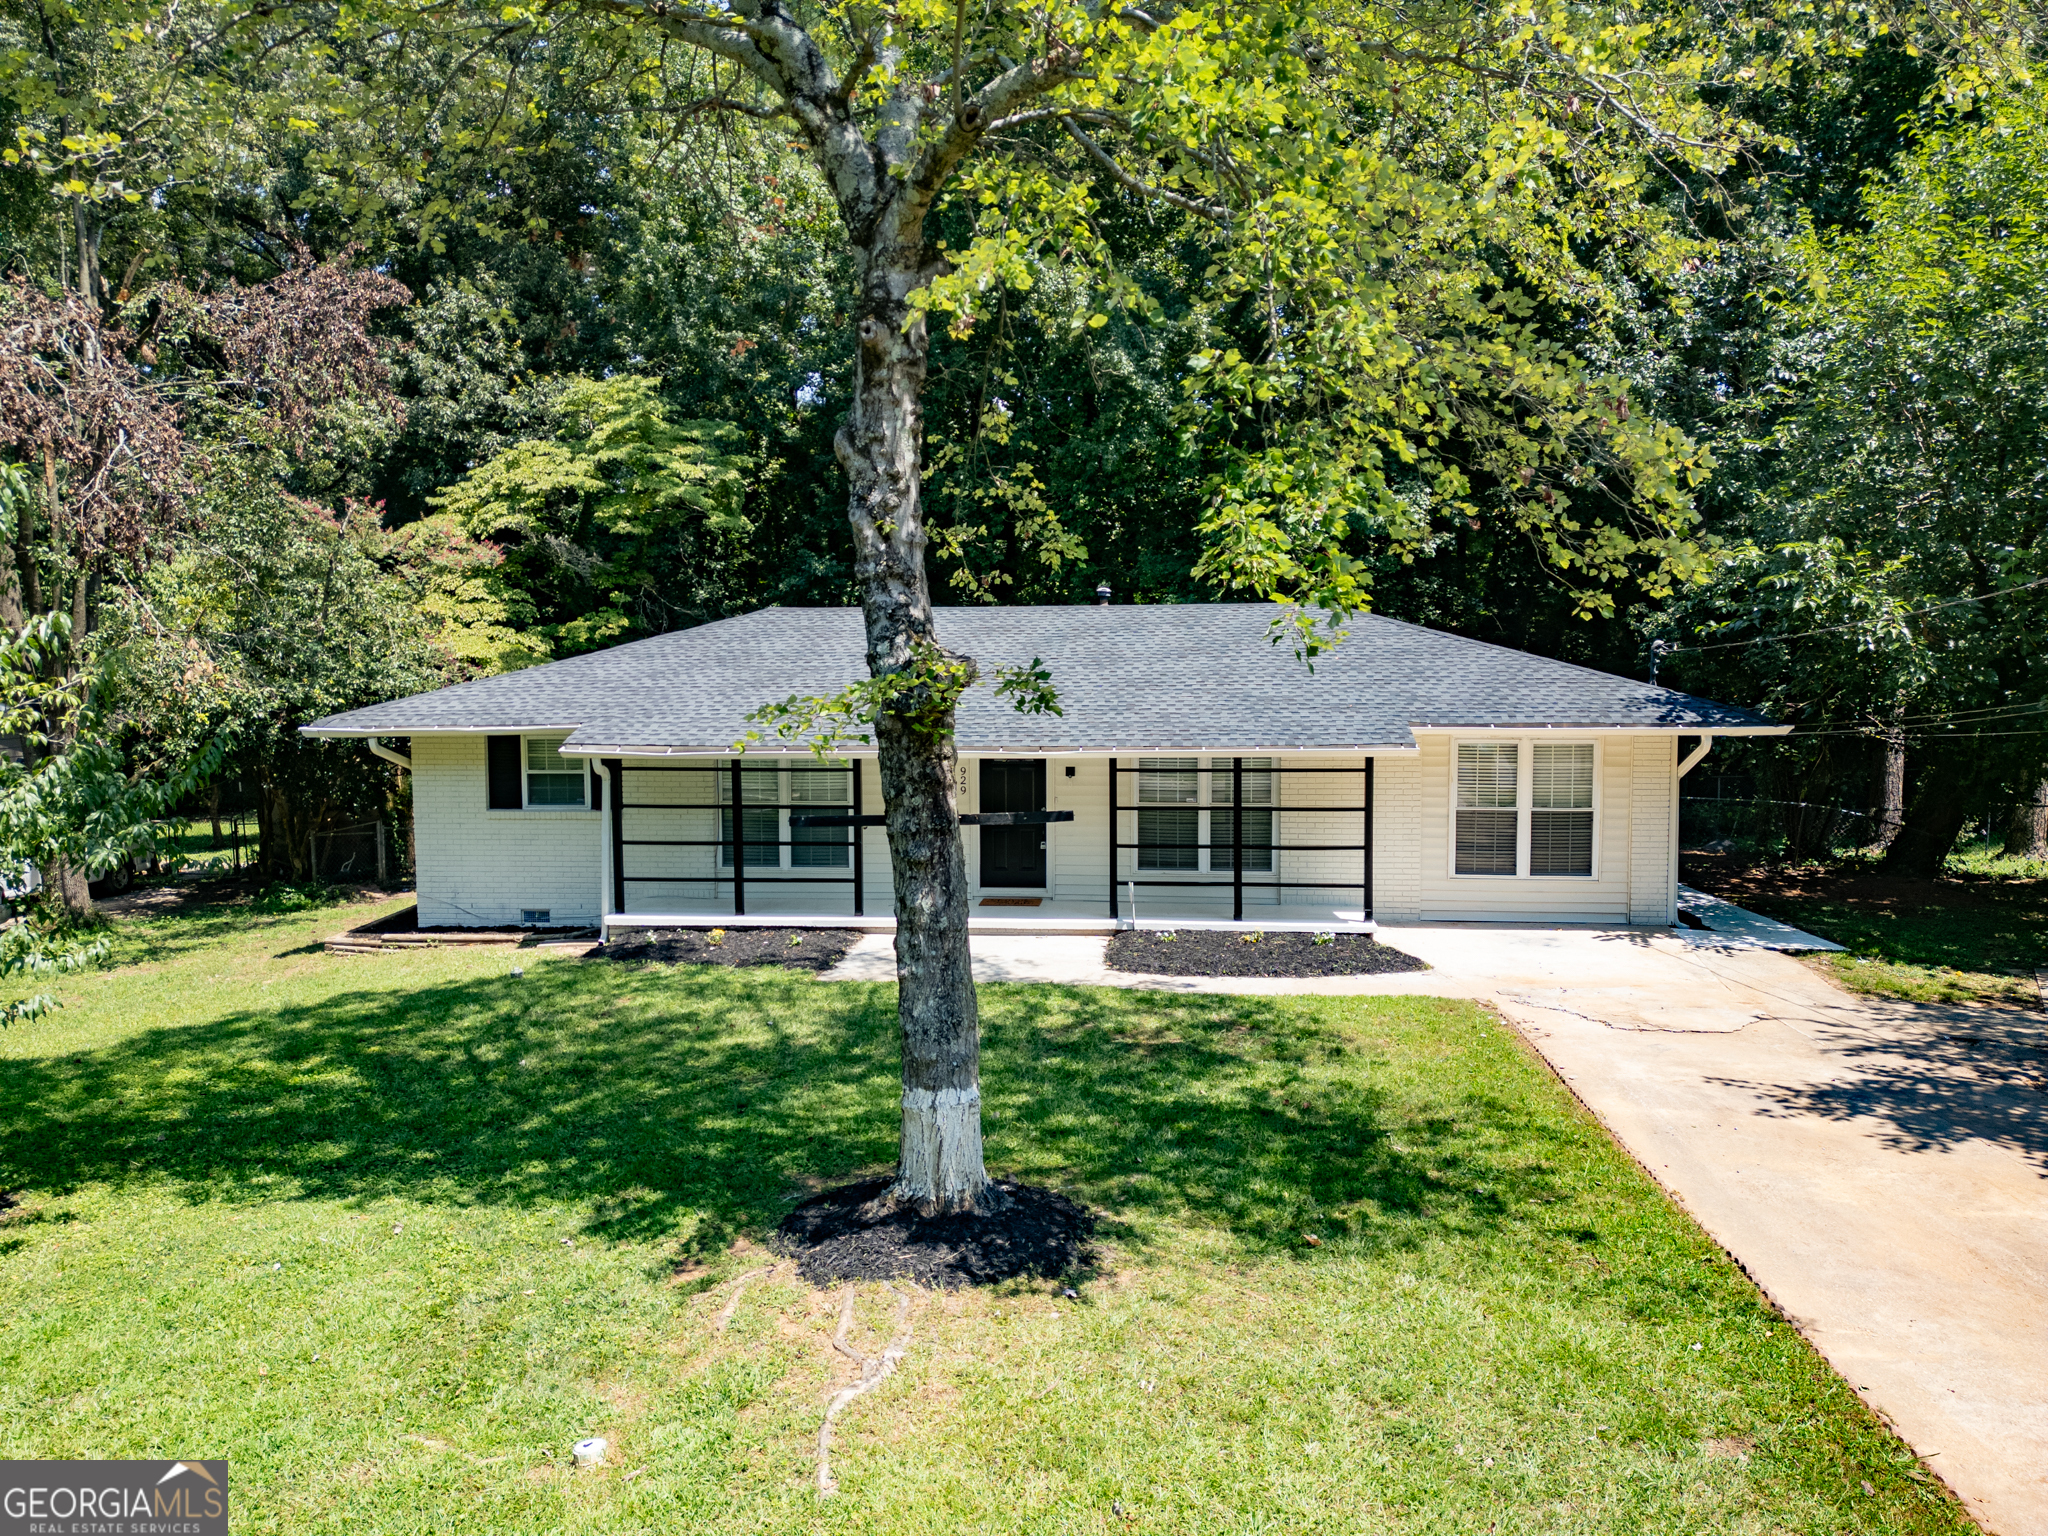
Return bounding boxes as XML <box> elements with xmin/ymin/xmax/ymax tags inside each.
<box><xmin>1372</xmin><ymin>753</ymin><xmax>1424</xmax><ymax>921</ymax></box>
<box><xmin>408</xmin><ymin>733</ymin><xmax>1682</xmax><ymax>928</ymax></box>
<box><xmin>412</xmin><ymin>734</ymin><xmax>603</xmax><ymax>927</ymax></box>
<box><xmin>1410</xmin><ymin>732</ymin><xmax>1676</xmax><ymax>925</ymax></box>
<box><xmin>1630</xmin><ymin>731</ymin><xmax>1676</xmax><ymax>926</ymax></box>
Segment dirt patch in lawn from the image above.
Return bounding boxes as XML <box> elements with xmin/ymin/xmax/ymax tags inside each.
<box><xmin>1683</xmin><ymin>850</ymin><xmax>2044</xmax><ymax>915</ymax></box>
<box><xmin>1682</xmin><ymin>850</ymin><xmax>2047</xmax><ymax>1008</ymax></box>
<box><xmin>596</xmin><ymin>927</ymin><xmax>860</xmax><ymax>972</ymax></box>
<box><xmin>772</xmin><ymin>1176</ymin><xmax>1095</xmax><ymax>1289</ymax></box>
<box><xmin>1105</xmin><ymin>929</ymin><xmax>1429</xmax><ymax>978</ymax></box>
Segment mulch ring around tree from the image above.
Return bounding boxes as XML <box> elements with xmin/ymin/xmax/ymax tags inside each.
<box><xmin>595</xmin><ymin>927</ymin><xmax>860</xmax><ymax>972</ymax></box>
<box><xmin>772</xmin><ymin>1177</ymin><xmax>1096</xmax><ymax>1290</ymax></box>
<box><xmin>1104</xmin><ymin>929</ymin><xmax>1430</xmax><ymax>978</ymax></box>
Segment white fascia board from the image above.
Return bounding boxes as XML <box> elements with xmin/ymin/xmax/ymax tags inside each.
<box><xmin>1406</xmin><ymin>724</ymin><xmax>1790</xmax><ymax>737</ymax></box>
<box><xmin>299</xmin><ymin>724</ymin><xmax>587</xmax><ymax>738</ymax></box>
<box><xmin>562</xmin><ymin>742</ymin><xmax>1421</xmax><ymax>758</ymax></box>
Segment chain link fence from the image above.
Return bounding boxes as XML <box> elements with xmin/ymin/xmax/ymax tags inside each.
<box><xmin>309</xmin><ymin>821</ymin><xmax>396</xmax><ymax>884</ymax></box>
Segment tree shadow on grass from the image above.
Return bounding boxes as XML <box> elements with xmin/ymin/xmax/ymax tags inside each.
<box><xmin>0</xmin><ymin>964</ymin><xmax>1593</xmax><ymax>1263</ymax></box>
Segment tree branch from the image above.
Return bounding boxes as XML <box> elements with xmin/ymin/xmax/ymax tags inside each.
<box><xmin>1061</xmin><ymin>117</ymin><xmax>1230</xmax><ymax>221</ymax></box>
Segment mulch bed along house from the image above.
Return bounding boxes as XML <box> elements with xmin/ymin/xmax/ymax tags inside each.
<box><xmin>1105</xmin><ymin>929</ymin><xmax>1429</xmax><ymax>978</ymax></box>
<box><xmin>595</xmin><ymin>926</ymin><xmax>861</xmax><ymax>972</ymax></box>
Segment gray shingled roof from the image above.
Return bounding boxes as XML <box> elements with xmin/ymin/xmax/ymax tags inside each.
<box><xmin>301</xmin><ymin>605</ymin><xmax>1778</xmax><ymax>753</ymax></box>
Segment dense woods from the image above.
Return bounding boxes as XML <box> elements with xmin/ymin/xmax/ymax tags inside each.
<box><xmin>0</xmin><ymin>0</ymin><xmax>2040</xmax><ymax>973</ymax></box>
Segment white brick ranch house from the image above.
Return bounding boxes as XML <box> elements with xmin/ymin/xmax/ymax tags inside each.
<box><xmin>302</xmin><ymin>604</ymin><xmax>1783</xmax><ymax>935</ymax></box>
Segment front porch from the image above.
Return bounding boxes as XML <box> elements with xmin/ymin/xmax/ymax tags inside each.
<box><xmin>597</xmin><ymin>752</ymin><xmax>1379</xmax><ymax>935</ymax></box>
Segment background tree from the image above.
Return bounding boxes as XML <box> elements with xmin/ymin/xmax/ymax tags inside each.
<box><xmin>1659</xmin><ymin>84</ymin><xmax>2048</xmax><ymax>875</ymax></box>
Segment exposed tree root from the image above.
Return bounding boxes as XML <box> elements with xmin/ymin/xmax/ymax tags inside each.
<box><xmin>816</xmin><ymin>1282</ymin><xmax>915</xmax><ymax>1497</ymax></box>
<box><xmin>713</xmin><ymin>1265</ymin><xmax>774</xmax><ymax>1333</ymax></box>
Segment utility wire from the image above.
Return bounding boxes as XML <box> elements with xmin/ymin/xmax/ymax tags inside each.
<box><xmin>1658</xmin><ymin>574</ymin><xmax>2048</xmax><ymax>656</ymax></box>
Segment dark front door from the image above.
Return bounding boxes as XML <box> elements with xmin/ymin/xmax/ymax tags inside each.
<box><xmin>979</xmin><ymin>759</ymin><xmax>1047</xmax><ymax>888</ymax></box>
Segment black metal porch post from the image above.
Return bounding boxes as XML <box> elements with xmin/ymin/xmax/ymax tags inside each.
<box><xmin>1107</xmin><ymin>757</ymin><xmax>1119</xmax><ymax>918</ymax></box>
<box><xmin>1232</xmin><ymin>756</ymin><xmax>1244</xmax><ymax>922</ymax></box>
<box><xmin>1363</xmin><ymin>756</ymin><xmax>1375</xmax><ymax>921</ymax></box>
<box><xmin>730</xmin><ymin>758</ymin><xmax>747</xmax><ymax>917</ymax></box>
<box><xmin>604</xmin><ymin>758</ymin><xmax>625</xmax><ymax>916</ymax></box>
<box><xmin>851</xmin><ymin>761</ymin><xmax>864</xmax><ymax>917</ymax></box>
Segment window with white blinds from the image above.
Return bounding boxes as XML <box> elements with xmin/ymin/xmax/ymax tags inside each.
<box><xmin>1455</xmin><ymin>743</ymin><xmax>1519</xmax><ymax>875</ymax></box>
<box><xmin>525</xmin><ymin>737</ymin><xmax>586</xmax><ymax>807</ymax></box>
<box><xmin>1530</xmin><ymin>743</ymin><xmax>1595</xmax><ymax>877</ymax></box>
<box><xmin>1453</xmin><ymin>740</ymin><xmax>1596</xmax><ymax>877</ymax></box>
<box><xmin>1210</xmin><ymin>757</ymin><xmax>1273</xmax><ymax>873</ymax></box>
<box><xmin>789</xmin><ymin>763</ymin><xmax>852</xmax><ymax>868</ymax></box>
<box><xmin>717</xmin><ymin>760</ymin><xmax>781</xmax><ymax>868</ymax></box>
<box><xmin>1136</xmin><ymin>758</ymin><xmax>1200</xmax><ymax>870</ymax></box>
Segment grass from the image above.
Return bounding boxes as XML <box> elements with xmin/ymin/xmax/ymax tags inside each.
<box><xmin>0</xmin><ymin>891</ymin><xmax>1970</xmax><ymax>1535</ymax></box>
<box><xmin>1685</xmin><ymin>850</ymin><xmax>2047</xmax><ymax>1009</ymax></box>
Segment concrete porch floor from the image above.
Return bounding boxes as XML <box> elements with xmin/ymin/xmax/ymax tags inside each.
<box><xmin>602</xmin><ymin>897</ymin><xmax>1376</xmax><ymax>939</ymax></box>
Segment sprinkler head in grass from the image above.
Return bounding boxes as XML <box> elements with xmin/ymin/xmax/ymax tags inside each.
<box><xmin>511</xmin><ymin>966</ymin><xmax>524</xmax><ymax>978</ymax></box>
<box><xmin>572</xmin><ymin>1437</ymin><xmax>607</xmax><ymax>1468</ymax></box>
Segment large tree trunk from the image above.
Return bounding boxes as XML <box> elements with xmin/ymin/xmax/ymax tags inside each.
<box><xmin>1872</xmin><ymin>728</ymin><xmax>1906</xmax><ymax>852</ymax></box>
<box><xmin>1880</xmin><ymin>770</ymin><xmax>1973</xmax><ymax>880</ymax></box>
<box><xmin>2006</xmin><ymin>777</ymin><xmax>2048</xmax><ymax>861</ymax></box>
<box><xmin>841</xmin><ymin>241</ymin><xmax>991</xmax><ymax>1218</ymax></box>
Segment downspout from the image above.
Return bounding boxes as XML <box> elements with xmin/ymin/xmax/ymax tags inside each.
<box><xmin>595</xmin><ymin>760</ymin><xmax>615</xmax><ymax>934</ymax></box>
<box><xmin>368</xmin><ymin>738</ymin><xmax>413</xmax><ymax>773</ymax></box>
<box><xmin>1669</xmin><ymin>734</ymin><xmax>1715</xmax><ymax>927</ymax></box>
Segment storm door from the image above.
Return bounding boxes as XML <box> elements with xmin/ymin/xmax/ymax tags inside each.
<box><xmin>978</xmin><ymin>759</ymin><xmax>1047</xmax><ymax>888</ymax></box>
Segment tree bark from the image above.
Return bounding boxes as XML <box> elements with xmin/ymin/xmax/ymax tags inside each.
<box><xmin>1879</xmin><ymin>771</ymin><xmax>1972</xmax><ymax>880</ymax></box>
<box><xmin>2006</xmin><ymin>777</ymin><xmax>2048</xmax><ymax>861</ymax></box>
<box><xmin>1872</xmin><ymin>728</ymin><xmax>1906</xmax><ymax>852</ymax></box>
<box><xmin>842</xmin><ymin>242</ymin><xmax>991</xmax><ymax>1217</ymax></box>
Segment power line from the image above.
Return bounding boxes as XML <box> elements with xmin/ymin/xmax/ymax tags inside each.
<box><xmin>1658</xmin><ymin>574</ymin><xmax>2048</xmax><ymax>656</ymax></box>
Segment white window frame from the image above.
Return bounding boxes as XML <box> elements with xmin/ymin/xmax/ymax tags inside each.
<box><xmin>521</xmin><ymin>735</ymin><xmax>595</xmax><ymax>814</ymax></box>
<box><xmin>1133</xmin><ymin>757</ymin><xmax>1278</xmax><ymax>876</ymax></box>
<box><xmin>1447</xmin><ymin>737</ymin><xmax>1601</xmax><ymax>880</ymax></box>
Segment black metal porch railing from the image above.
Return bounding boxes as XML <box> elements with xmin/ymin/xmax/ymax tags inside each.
<box><xmin>1108</xmin><ymin>758</ymin><xmax>1374</xmax><ymax>922</ymax></box>
<box><xmin>603</xmin><ymin>759</ymin><xmax>863</xmax><ymax>917</ymax></box>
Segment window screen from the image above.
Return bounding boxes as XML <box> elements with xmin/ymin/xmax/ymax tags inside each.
<box><xmin>1455</xmin><ymin>743</ymin><xmax>1519</xmax><ymax>875</ymax></box>
<box><xmin>1530</xmin><ymin>743</ymin><xmax>1594</xmax><ymax>876</ymax></box>
<box><xmin>1211</xmin><ymin>758</ymin><xmax>1274</xmax><ymax>873</ymax></box>
<box><xmin>525</xmin><ymin>738</ymin><xmax>586</xmax><ymax>807</ymax></box>
<box><xmin>719</xmin><ymin>762</ymin><xmax>780</xmax><ymax>867</ymax></box>
<box><xmin>789</xmin><ymin>763</ymin><xmax>852</xmax><ymax>868</ymax></box>
<box><xmin>1136</xmin><ymin>758</ymin><xmax>1199</xmax><ymax>870</ymax></box>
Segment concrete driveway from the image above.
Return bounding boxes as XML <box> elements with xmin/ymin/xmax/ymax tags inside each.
<box><xmin>826</xmin><ymin>923</ymin><xmax>2048</xmax><ymax>1533</ymax></box>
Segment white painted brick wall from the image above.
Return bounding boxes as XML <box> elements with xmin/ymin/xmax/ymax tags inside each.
<box><xmin>1372</xmin><ymin>754</ymin><xmax>1424</xmax><ymax>921</ymax></box>
<box><xmin>412</xmin><ymin>734</ymin><xmax>602</xmax><ymax>927</ymax></box>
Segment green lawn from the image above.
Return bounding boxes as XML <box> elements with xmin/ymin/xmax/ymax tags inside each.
<box><xmin>0</xmin><ymin>892</ymin><xmax>1968</xmax><ymax>1534</ymax></box>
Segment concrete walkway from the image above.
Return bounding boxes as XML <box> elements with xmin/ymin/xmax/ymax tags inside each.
<box><xmin>823</xmin><ymin>923</ymin><xmax>2048</xmax><ymax>1533</ymax></box>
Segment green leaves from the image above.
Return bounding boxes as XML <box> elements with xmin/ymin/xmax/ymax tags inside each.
<box><xmin>430</xmin><ymin>375</ymin><xmax>751</xmax><ymax>545</ymax></box>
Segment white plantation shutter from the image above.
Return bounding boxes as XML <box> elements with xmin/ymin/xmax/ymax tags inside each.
<box><xmin>1530</xmin><ymin>744</ymin><xmax>1594</xmax><ymax>876</ymax></box>
<box><xmin>1455</xmin><ymin>743</ymin><xmax>1519</xmax><ymax>875</ymax></box>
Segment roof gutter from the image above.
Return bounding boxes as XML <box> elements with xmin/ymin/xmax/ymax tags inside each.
<box><xmin>1677</xmin><ymin>733</ymin><xmax>1716</xmax><ymax>778</ymax></box>
<box><xmin>367</xmin><ymin>738</ymin><xmax>414</xmax><ymax>773</ymax></box>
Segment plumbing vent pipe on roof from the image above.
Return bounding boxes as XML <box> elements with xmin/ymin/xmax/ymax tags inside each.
<box><xmin>1094</xmin><ymin>583</ymin><xmax>1112</xmax><ymax>606</ymax></box>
